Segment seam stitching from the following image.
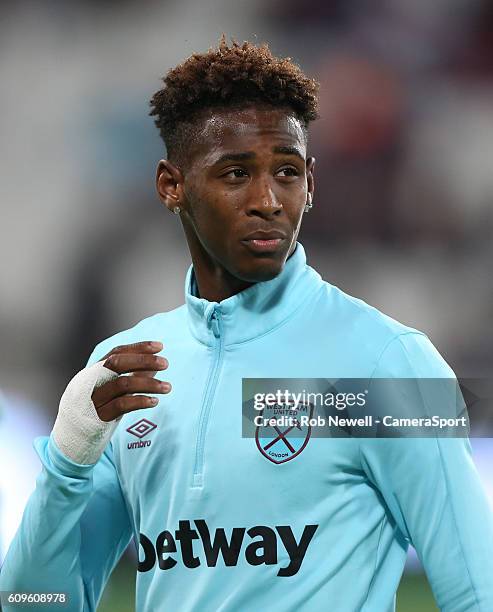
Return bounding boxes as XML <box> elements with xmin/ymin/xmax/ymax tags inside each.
<box><xmin>434</xmin><ymin>436</ymin><xmax>482</xmax><ymax>611</ymax></box>
<box><xmin>367</xmin><ymin>331</ymin><xmax>427</xmax><ymax>381</ymax></box>
<box><xmin>360</xmin><ymin>515</ymin><xmax>387</xmax><ymax>610</ymax></box>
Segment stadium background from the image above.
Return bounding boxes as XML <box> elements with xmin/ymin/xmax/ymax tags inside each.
<box><xmin>0</xmin><ymin>0</ymin><xmax>492</xmax><ymax>610</ymax></box>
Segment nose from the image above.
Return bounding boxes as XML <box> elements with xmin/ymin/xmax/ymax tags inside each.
<box><xmin>246</xmin><ymin>179</ymin><xmax>282</xmax><ymax>218</ymax></box>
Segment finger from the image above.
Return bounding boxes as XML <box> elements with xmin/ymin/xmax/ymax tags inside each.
<box><xmin>130</xmin><ymin>370</ymin><xmax>157</xmax><ymax>379</ymax></box>
<box><xmin>92</xmin><ymin>376</ymin><xmax>171</xmax><ymax>408</ymax></box>
<box><xmin>97</xmin><ymin>394</ymin><xmax>160</xmax><ymax>422</ymax></box>
<box><xmin>101</xmin><ymin>341</ymin><xmax>163</xmax><ymax>361</ymax></box>
<box><xmin>103</xmin><ymin>353</ymin><xmax>168</xmax><ymax>375</ymax></box>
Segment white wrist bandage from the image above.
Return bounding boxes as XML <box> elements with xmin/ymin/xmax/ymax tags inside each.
<box><xmin>52</xmin><ymin>361</ymin><xmax>120</xmax><ymax>465</ymax></box>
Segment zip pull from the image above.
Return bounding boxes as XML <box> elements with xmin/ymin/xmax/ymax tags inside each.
<box><xmin>210</xmin><ymin>312</ymin><xmax>220</xmax><ymax>338</ymax></box>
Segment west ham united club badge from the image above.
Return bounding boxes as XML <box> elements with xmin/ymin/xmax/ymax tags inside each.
<box><xmin>255</xmin><ymin>401</ymin><xmax>314</xmax><ymax>464</ymax></box>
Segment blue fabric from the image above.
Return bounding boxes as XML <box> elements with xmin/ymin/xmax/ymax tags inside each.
<box><xmin>1</xmin><ymin>242</ymin><xmax>492</xmax><ymax>611</ymax></box>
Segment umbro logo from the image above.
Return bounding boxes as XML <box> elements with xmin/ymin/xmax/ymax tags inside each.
<box><xmin>126</xmin><ymin>418</ymin><xmax>157</xmax><ymax>450</ymax></box>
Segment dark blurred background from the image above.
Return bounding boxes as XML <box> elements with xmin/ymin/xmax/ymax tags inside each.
<box><xmin>1</xmin><ymin>1</ymin><xmax>492</xmax><ymax>610</ymax></box>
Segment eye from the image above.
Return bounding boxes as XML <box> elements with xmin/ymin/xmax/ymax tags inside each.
<box><xmin>275</xmin><ymin>166</ymin><xmax>300</xmax><ymax>178</ymax></box>
<box><xmin>222</xmin><ymin>168</ymin><xmax>249</xmax><ymax>180</ymax></box>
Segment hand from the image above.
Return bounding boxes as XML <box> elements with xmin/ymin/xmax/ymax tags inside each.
<box><xmin>92</xmin><ymin>341</ymin><xmax>171</xmax><ymax>422</ymax></box>
<box><xmin>51</xmin><ymin>340</ymin><xmax>170</xmax><ymax>464</ymax></box>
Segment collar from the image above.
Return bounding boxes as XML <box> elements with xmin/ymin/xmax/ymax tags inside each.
<box><xmin>184</xmin><ymin>242</ymin><xmax>324</xmax><ymax>346</ymax></box>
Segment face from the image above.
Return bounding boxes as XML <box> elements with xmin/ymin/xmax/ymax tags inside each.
<box><xmin>157</xmin><ymin>106</ymin><xmax>315</xmax><ymax>284</ymax></box>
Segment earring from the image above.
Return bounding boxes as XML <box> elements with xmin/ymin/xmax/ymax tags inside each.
<box><xmin>304</xmin><ymin>196</ymin><xmax>313</xmax><ymax>213</ymax></box>
<box><xmin>173</xmin><ymin>206</ymin><xmax>181</xmax><ymax>215</ymax></box>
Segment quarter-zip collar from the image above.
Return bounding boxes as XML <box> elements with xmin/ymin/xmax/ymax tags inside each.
<box><xmin>185</xmin><ymin>242</ymin><xmax>324</xmax><ymax>346</ymax></box>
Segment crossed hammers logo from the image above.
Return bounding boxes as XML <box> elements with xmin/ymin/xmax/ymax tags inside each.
<box><xmin>255</xmin><ymin>400</ymin><xmax>314</xmax><ymax>464</ymax></box>
<box><xmin>263</xmin><ymin>421</ymin><xmax>303</xmax><ymax>454</ymax></box>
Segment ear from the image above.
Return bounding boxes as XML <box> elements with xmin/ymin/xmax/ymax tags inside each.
<box><xmin>306</xmin><ymin>156</ymin><xmax>315</xmax><ymax>204</ymax></box>
<box><xmin>156</xmin><ymin>159</ymin><xmax>185</xmax><ymax>213</ymax></box>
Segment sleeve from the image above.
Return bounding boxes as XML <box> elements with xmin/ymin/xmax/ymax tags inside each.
<box><xmin>0</xmin><ymin>346</ymin><xmax>134</xmax><ymax>612</ymax></box>
<box><xmin>359</xmin><ymin>332</ymin><xmax>493</xmax><ymax>612</ymax></box>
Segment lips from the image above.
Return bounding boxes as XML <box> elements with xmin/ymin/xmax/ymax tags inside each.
<box><xmin>241</xmin><ymin>230</ymin><xmax>287</xmax><ymax>254</ymax></box>
<box><xmin>243</xmin><ymin>230</ymin><xmax>286</xmax><ymax>240</ymax></box>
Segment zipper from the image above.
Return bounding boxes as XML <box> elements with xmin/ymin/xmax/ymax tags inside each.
<box><xmin>192</xmin><ymin>307</ymin><xmax>224</xmax><ymax>488</ymax></box>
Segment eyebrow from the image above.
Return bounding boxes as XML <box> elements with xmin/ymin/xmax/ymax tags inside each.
<box><xmin>212</xmin><ymin>145</ymin><xmax>305</xmax><ymax>166</ymax></box>
<box><xmin>272</xmin><ymin>145</ymin><xmax>305</xmax><ymax>161</ymax></box>
<box><xmin>213</xmin><ymin>151</ymin><xmax>256</xmax><ymax>165</ymax></box>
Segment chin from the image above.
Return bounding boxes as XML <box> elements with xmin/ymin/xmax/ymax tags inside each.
<box><xmin>235</xmin><ymin>255</ymin><xmax>286</xmax><ymax>283</ymax></box>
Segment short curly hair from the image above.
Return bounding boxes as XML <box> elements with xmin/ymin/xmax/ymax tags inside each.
<box><xmin>149</xmin><ymin>37</ymin><xmax>319</xmax><ymax>167</ymax></box>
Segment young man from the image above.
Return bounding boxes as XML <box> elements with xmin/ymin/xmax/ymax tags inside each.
<box><xmin>1</xmin><ymin>39</ymin><xmax>492</xmax><ymax>612</ymax></box>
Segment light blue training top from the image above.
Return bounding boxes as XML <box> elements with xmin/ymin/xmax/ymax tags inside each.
<box><xmin>1</xmin><ymin>242</ymin><xmax>492</xmax><ymax>611</ymax></box>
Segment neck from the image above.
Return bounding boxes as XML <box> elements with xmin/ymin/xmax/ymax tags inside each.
<box><xmin>193</xmin><ymin>261</ymin><xmax>254</xmax><ymax>302</ymax></box>
<box><xmin>183</xmin><ymin>227</ymin><xmax>253</xmax><ymax>302</ymax></box>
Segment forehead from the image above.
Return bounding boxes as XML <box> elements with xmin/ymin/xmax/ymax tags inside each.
<box><xmin>189</xmin><ymin>107</ymin><xmax>307</xmax><ymax>165</ymax></box>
